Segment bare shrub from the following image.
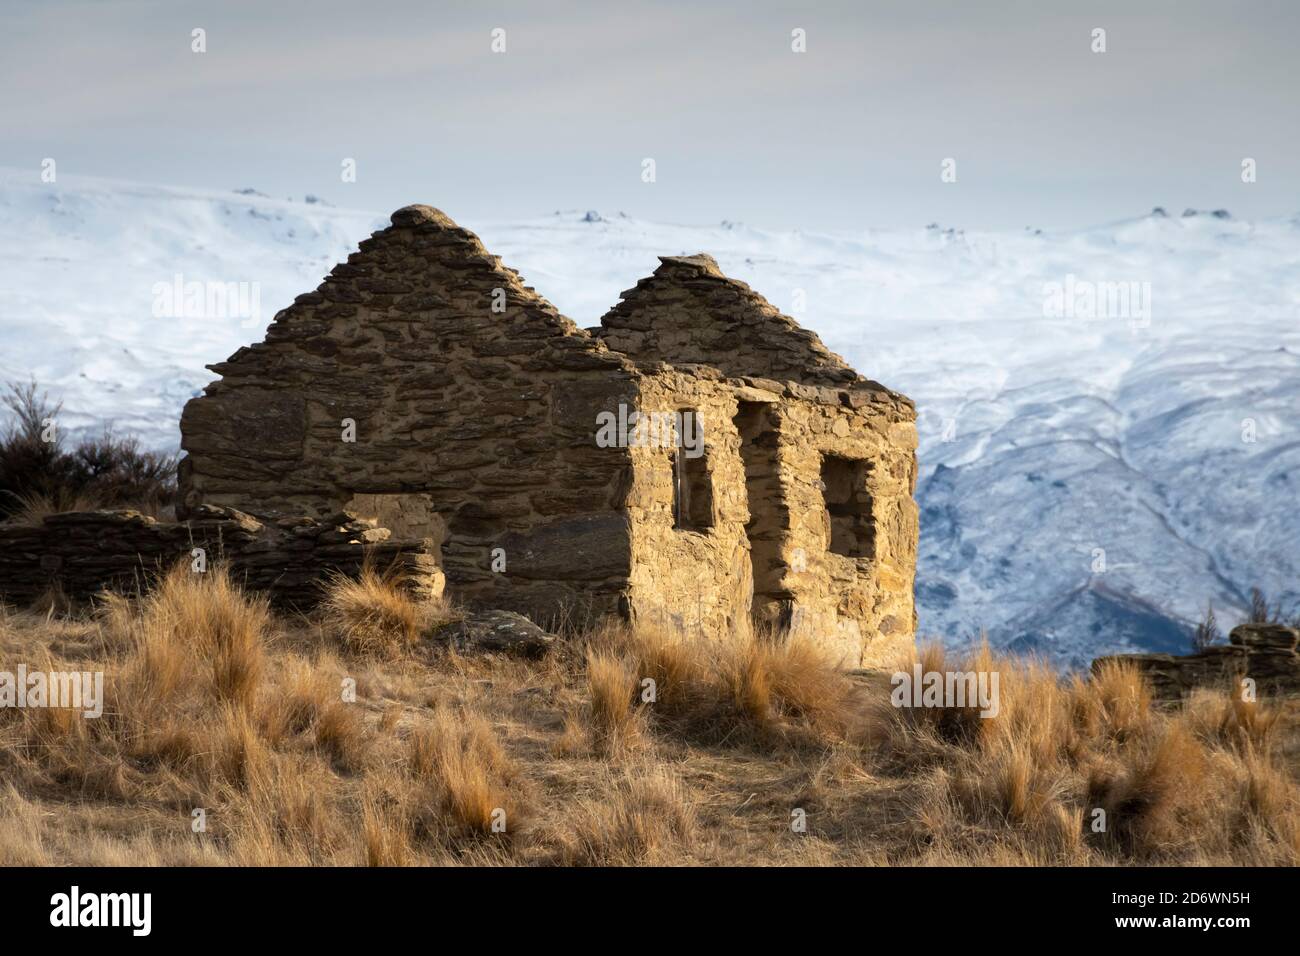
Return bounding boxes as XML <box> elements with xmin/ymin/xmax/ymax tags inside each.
<box><xmin>0</xmin><ymin>379</ymin><xmax>176</xmax><ymax>521</ymax></box>
<box><xmin>1192</xmin><ymin>601</ymin><xmax>1221</xmax><ymax>652</ymax></box>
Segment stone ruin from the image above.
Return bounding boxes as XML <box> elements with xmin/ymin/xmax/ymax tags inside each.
<box><xmin>1093</xmin><ymin>623</ymin><xmax>1300</xmax><ymax>700</ymax></box>
<box><xmin>3</xmin><ymin>205</ymin><xmax>919</xmax><ymax>667</ymax></box>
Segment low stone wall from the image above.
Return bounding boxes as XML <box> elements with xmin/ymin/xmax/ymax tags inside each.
<box><xmin>1092</xmin><ymin>624</ymin><xmax>1300</xmax><ymax>700</ymax></box>
<box><xmin>0</xmin><ymin>506</ymin><xmax>441</xmax><ymax>609</ymax></box>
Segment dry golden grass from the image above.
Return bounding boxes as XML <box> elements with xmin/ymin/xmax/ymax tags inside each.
<box><xmin>556</xmin><ymin>766</ymin><xmax>698</xmax><ymax>865</ymax></box>
<box><xmin>322</xmin><ymin>566</ymin><xmax>424</xmax><ymax>659</ymax></box>
<box><xmin>408</xmin><ymin>706</ymin><xmax>518</xmax><ymax>837</ymax></box>
<box><xmin>583</xmin><ymin>647</ymin><xmax>644</xmax><ymax>755</ymax></box>
<box><xmin>715</xmin><ymin>630</ymin><xmax>855</xmax><ymax>742</ymax></box>
<box><xmin>586</xmin><ymin>623</ymin><xmax>858</xmax><ymax>749</ymax></box>
<box><xmin>1</xmin><ymin>571</ymin><xmax>1297</xmax><ymax>866</ymax></box>
<box><xmin>870</xmin><ymin>642</ymin><xmax>1300</xmax><ymax>864</ymax></box>
<box><xmin>4</xmin><ymin>489</ymin><xmax>106</xmax><ymax>527</ymax></box>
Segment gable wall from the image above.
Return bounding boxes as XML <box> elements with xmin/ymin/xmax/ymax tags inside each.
<box><xmin>598</xmin><ymin>254</ymin><xmax>918</xmax><ymax>665</ymax></box>
<box><xmin>179</xmin><ymin>206</ymin><xmax>639</xmax><ymax>625</ymax></box>
<box><xmin>598</xmin><ymin>254</ymin><xmax>863</xmax><ymax>389</ymax></box>
<box><xmin>759</xmin><ymin>383</ymin><xmax>918</xmax><ymax>668</ymax></box>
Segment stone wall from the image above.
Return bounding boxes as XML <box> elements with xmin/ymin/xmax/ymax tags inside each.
<box><xmin>1092</xmin><ymin>624</ymin><xmax>1300</xmax><ymax>700</ymax></box>
<box><xmin>623</xmin><ymin>366</ymin><xmax>755</xmax><ymax>638</ymax></box>
<box><xmin>0</xmin><ymin>506</ymin><xmax>440</xmax><ymax>608</ymax></box>
<box><xmin>622</xmin><ymin>365</ymin><xmax>917</xmax><ymax>667</ymax></box>
<box><xmin>179</xmin><ymin>205</ymin><xmax>642</xmax><ymax>626</ymax></box>
<box><xmin>597</xmin><ymin>253</ymin><xmax>918</xmax><ymax>667</ymax></box>
<box><xmin>766</xmin><ymin>380</ymin><xmax>918</xmax><ymax>668</ymax></box>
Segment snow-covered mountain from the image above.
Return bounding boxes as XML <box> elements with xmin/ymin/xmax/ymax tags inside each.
<box><xmin>2</xmin><ymin>169</ymin><xmax>1297</xmax><ymax>668</ymax></box>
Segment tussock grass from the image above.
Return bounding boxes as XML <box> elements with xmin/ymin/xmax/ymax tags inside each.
<box><xmin>715</xmin><ymin>631</ymin><xmax>854</xmax><ymax>741</ymax></box>
<box><xmin>322</xmin><ymin>567</ymin><xmax>422</xmax><ymax>659</ymax></box>
<box><xmin>583</xmin><ymin>648</ymin><xmax>644</xmax><ymax>754</ymax></box>
<box><xmin>583</xmin><ymin>624</ymin><xmax>856</xmax><ymax>749</ymax></box>
<box><xmin>321</xmin><ymin>565</ymin><xmax>459</xmax><ymax>660</ymax></box>
<box><xmin>408</xmin><ymin>707</ymin><xmax>517</xmax><ymax>838</ymax></box>
<box><xmin>557</xmin><ymin>767</ymin><xmax>698</xmax><ymax>865</ymax></box>
<box><xmin>362</xmin><ymin>790</ymin><xmax>413</xmax><ymax>867</ymax></box>
<box><xmin>1</xmin><ymin>575</ymin><xmax>1296</xmax><ymax>867</ymax></box>
<box><xmin>120</xmin><ymin>561</ymin><xmax>270</xmax><ymax>713</ymax></box>
<box><xmin>7</xmin><ymin>490</ymin><xmax>104</xmax><ymax>527</ymax></box>
<box><xmin>874</xmin><ymin>643</ymin><xmax>1300</xmax><ymax>864</ymax></box>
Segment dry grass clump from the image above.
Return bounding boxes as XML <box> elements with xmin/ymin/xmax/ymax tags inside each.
<box><xmin>874</xmin><ymin>643</ymin><xmax>1001</xmax><ymax>752</ymax></box>
<box><xmin>7</xmin><ymin>490</ymin><xmax>105</xmax><ymax>526</ymax></box>
<box><xmin>1076</xmin><ymin>658</ymin><xmax>1154</xmax><ymax>743</ymax></box>
<box><xmin>581</xmin><ymin>648</ymin><xmax>646</xmax><ymax>755</ymax></box>
<box><xmin>1</xmin><ymin>563</ymin><xmax>278</xmax><ymax>804</ymax></box>
<box><xmin>1180</xmin><ymin>687</ymin><xmax>1283</xmax><ymax>752</ymax></box>
<box><xmin>1086</xmin><ymin>721</ymin><xmax>1211</xmax><ymax>856</ymax></box>
<box><xmin>322</xmin><ymin>567</ymin><xmax>425</xmax><ymax>659</ymax></box>
<box><xmin>556</xmin><ymin>767</ymin><xmax>698</xmax><ymax>865</ymax></box>
<box><xmin>407</xmin><ymin>706</ymin><xmax>519</xmax><ymax>840</ymax></box>
<box><xmin>144</xmin><ymin>562</ymin><xmax>270</xmax><ymax>708</ymax></box>
<box><xmin>873</xmin><ymin>642</ymin><xmax>1300</xmax><ymax>865</ymax></box>
<box><xmin>361</xmin><ymin>790</ymin><xmax>414</xmax><ymax>867</ymax></box>
<box><xmin>581</xmin><ymin>624</ymin><xmax>856</xmax><ymax>750</ymax></box>
<box><xmin>715</xmin><ymin>631</ymin><xmax>855</xmax><ymax>742</ymax></box>
<box><xmin>619</xmin><ymin>625</ymin><xmax>711</xmax><ymax>717</ymax></box>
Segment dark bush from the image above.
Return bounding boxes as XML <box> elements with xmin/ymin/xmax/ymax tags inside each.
<box><xmin>0</xmin><ymin>380</ymin><xmax>177</xmax><ymax>521</ymax></box>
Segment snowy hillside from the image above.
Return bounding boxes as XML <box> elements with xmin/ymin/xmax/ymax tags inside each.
<box><xmin>2</xmin><ymin>169</ymin><xmax>1297</xmax><ymax>668</ymax></box>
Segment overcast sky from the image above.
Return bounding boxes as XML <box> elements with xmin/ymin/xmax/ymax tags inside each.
<box><xmin>3</xmin><ymin>0</ymin><xmax>1297</xmax><ymax>231</ymax></box>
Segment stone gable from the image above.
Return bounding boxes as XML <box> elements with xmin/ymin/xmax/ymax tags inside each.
<box><xmin>597</xmin><ymin>252</ymin><xmax>907</xmax><ymax>402</ymax></box>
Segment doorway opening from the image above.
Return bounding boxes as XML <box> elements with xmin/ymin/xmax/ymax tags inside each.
<box><xmin>734</xmin><ymin>401</ymin><xmax>790</xmax><ymax>621</ymax></box>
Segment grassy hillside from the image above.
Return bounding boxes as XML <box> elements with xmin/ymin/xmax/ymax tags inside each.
<box><xmin>2</xmin><ymin>565</ymin><xmax>1296</xmax><ymax>866</ymax></box>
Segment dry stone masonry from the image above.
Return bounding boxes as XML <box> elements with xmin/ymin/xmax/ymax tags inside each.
<box><xmin>5</xmin><ymin>205</ymin><xmax>919</xmax><ymax>666</ymax></box>
<box><xmin>1093</xmin><ymin>624</ymin><xmax>1300</xmax><ymax>700</ymax></box>
<box><xmin>0</xmin><ymin>506</ymin><xmax>439</xmax><ymax>608</ymax></box>
<box><xmin>599</xmin><ymin>253</ymin><xmax>868</xmax><ymax>388</ymax></box>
